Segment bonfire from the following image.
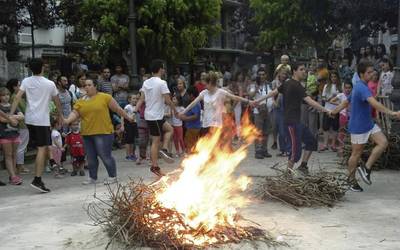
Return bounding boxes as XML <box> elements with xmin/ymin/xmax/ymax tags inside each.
<box><xmin>88</xmin><ymin>112</ymin><xmax>282</xmax><ymax>249</ymax></box>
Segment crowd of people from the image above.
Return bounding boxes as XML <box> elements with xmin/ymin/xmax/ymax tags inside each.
<box><xmin>0</xmin><ymin>43</ymin><xmax>398</xmax><ymax>193</ymax></box>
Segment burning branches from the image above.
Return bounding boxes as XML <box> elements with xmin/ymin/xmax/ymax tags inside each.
<box><xmin>257</xmin><ymin>172</ymin><xmax>349</xmax><ymax>208</ymax></box>
<box><xmin>87</xmin><ymin>180</ymin><xmax>280</xmax><ymax>249</ymax></box>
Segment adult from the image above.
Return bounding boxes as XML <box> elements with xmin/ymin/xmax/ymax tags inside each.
<box><xmin>11</xmin><ymin>58</ymin><xmax>63</xmax><ymax>193</ymax></box>
<box><xmin>56</xmin><ymin>76</ymin><xmax>73</xmax><ymax>132</ymax></box>
<box><xmin>248</xmin><ymin>68</ymin><xmax>273</xmax><ymax>159</ymax></box>
<box><xmin>320</xmin><ymin>71</ymin><xmax>341</xmax><ymax>151</ymax></box>
<box><xmin>332</xmin><ymin>60</ymin><xmax>400</xmax><ymax>192</ymax></box>
<box><xmin>251</xmin><ymin>56</ymin><xmax>266</xmax><ymax>80</ymax></box>
<box><xmin>69</xmin><ymin>72</ymin><xmax>87</xmax><ymax>101</ymax></box>
<box><xmin>7</xmin><ymin>79</ymin><xmax>30</xmax><ymax>174</ymax></box>
<box><xmin>136</xmin><ymin>59</ymin><xmax>176</xmax><ymax>177</ymax></box>
<box><xmin>255</xmin><ymin>62</ymin><xmax>330</xmax><ymax>173</ymax></box>
<box><xmin>97</xmin><ymin>67</ymin><xmax>113</xmax><ymax>96</ymax></box>
<box><xmin>374</xmin><ymin>44</ymin><xmax>387</xmax><ymax>69</ymax></box>
<box><xmin>378</xmin><ymin>57</ymin><xmax>394</xmax><ymax>96</ymax></box>
<box><xmin>175</xmin><ymin>78</ymin><xmax>191</xmax><ymax>108</ymax></box>
<box><xmin>64</xmin><ymin>78</ymin><xmax>133</xmax><ymax>185</ymax></box>
<box><xmin>180</xmin><ymin>71</ymin><xmax>252</xmax><ymax>134</ymax></box>
<box><xmin>194</xmin><ymin>71</ymin><xmax>207</xmax><ymax>94</ymax></box>
<box><xmin>111</xmin><ymin>64</ymin><xmax>130</xmax><ymax>108</ymax></box>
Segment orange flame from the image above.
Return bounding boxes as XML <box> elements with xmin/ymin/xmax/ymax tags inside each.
<box><xmin>153</xmin><ymin>111</ymin><xmax>260</xmax><ymax>245</ymax></box>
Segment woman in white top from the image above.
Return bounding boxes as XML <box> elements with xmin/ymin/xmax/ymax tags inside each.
<box><xmin>320</xmin><ymin>71</ymin><xmax>340</xmax><ymax>151</ymax></box>
<box><xmin>179</xmin><ymin>71</ymin><xmax>252</xmax><ymax>136</ymax></box>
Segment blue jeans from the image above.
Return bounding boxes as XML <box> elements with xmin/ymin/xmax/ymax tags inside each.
<box><xmin>83</xmin><ymin>134</ymin><xmax>116</xmax><ymax>180</ymax></box>
<box><xmin>274</xmin><ymin>110</ymin><xmax>290</xmax><ymax>153</ymax></box>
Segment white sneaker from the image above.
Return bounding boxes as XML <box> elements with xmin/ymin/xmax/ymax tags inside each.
<box><xmin>104</xmin><ymin>177</ymin><xmax>117</xmax><ymax>185</ymax></box>
<box><xmin>82</xmin><ymin>178</ymin><xmax>97</xmax><ymax>185</ymax></box>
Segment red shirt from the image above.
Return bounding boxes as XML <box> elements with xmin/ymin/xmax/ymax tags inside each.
<box><xmin>65</xmin><ymin>132</ymin><xmax>85</xmax><ymax>157</ymax></box>
<box><xmin>195</xmin><ymin>81</ymin><xmax>206</xmax><ymax>93</ymax></box>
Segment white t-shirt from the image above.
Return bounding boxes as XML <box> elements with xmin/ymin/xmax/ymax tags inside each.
<box><xmin>253</xmin><ymin>83</ymin><xmax>273</xmax><ymax>114</ymax></box>
<box><xmin>124</xmin><ymin>104</ymin><xmax>136</xmax><ymax>123</ymax></box>
<box><xmin>20</xmin><ymin>76</ymin><xmax>58</xmax><ymax>126</ymax></box>
<box><xmin>322</xmin><ymin>84</ymin><xmax>339</xmax><ymax>111</ymax></box>
<box><xmin>141</xmin><ymin>77</ymin><xmax>170</xmax><ymax>121</ymax></box>
<box><xmin>171</xmin><ymin>106</ymin><xmax>184</xmax><ymax>126</ymax></box>
<box><xmin>200</xmin><ymin>88</ymin><xmax>228</xmax><ymax>128</ymax></box>
<box><xmin>51</xmin><ymin>129</ymin><xmax>62</xmax><ymax>148</ymax></box>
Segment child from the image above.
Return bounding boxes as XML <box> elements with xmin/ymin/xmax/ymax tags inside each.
<box><xmin>331</xmin><ymin>81</ymin><xmax>353</xmax><ymax>156</ymax></box>
<box><xmin>171</xmin><ymin>95</ymin><xmax>185</xmax><ymax>156</ymax></box>
<box><xmin>50</xmin><ymin>118</ymin><xmax>65</xmax><ymax>178</ymax></box>
<box><xmin>65</xmin><ymin>121</ymin><xmax>85</xmax><ymax>176</ymax></box>
<box><xmin>0</xmin><ymin>87</ymin><xmax>24</xmax><ymax>185</ymax></box>
<box><xmin>122</xmin><ymin>93</ymin><xmax>138</xmax><ymax>161</ymax></box>
<box><xmin>368</xmin><ymin>69</ymin><xmax>379</xmax><ymax>118</ymax></box>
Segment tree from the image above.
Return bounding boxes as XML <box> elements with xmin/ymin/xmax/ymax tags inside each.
<box><xmin>60</xmin><ymin>0</ymin><xmax>221</xmax><ymax>65</ymax></box>
<box><xmin>250</xmin><ymin>0</ymin><xmax>398</xmax><ymax>55</ymax></box>
<box><xmin>16</xmin><ymin>0</ymin><xmax>59</xmax><ymax>58</ymax></box>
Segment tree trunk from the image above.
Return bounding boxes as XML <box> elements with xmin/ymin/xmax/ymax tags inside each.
<box><xmin>30</xmin><ymin>23</ymin><xmax>35</xmax><ymax>58</ymax></box>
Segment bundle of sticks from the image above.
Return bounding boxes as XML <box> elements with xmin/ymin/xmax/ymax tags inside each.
<box><xmin>341</xmin><ymin>132</ymin><xmax>400</xmax><ymax>170</ymax></box>
<box><xmin>257</xmin><ymin>172</ymin><xmax>348</xmax><ymax>208</ymax></box>
<box><xmin>87</xmin><ymin>180</ymin><xmax>281</xmax><ymax>249</ymax></box>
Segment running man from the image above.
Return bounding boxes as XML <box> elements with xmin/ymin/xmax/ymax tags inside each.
<box><xmin>331</xmin><ymin>60</ymin><xmax>400</xmax><ymax>192</ymax></box>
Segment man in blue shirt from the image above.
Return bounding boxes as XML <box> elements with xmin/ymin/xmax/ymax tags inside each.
<box><xmin>332</xmin><ymin>60</ymin><xmax>400</xmax><ymax>192</ymax></box>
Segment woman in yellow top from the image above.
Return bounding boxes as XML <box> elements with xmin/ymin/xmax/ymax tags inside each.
<box><xmin>64</xmin><ymin>78</ymin><xmax>133</xmax><ymax>185</ymax></box>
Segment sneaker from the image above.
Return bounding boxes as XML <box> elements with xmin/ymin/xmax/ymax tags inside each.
<box><xmin>255</xmin><ymin>152</ymin><xmax>264</xmax><ymax>159</ymax></box>
<box><xmin>0</xmin><ymin>180</ymin><xmax>6</xmax><ymax>186</ymax></box>
<box><xmin>130</xmin><ymin>155</ymin><xmax>137</xmax><ymax>161</ymax></box>
<box><xmin>276</xmin><ymin>152</ymin><xmax>287</xmax><ymax>157</ymax></box>
<box><xmin>297</xmin><ymin>164</ymin><xmax>309</xmax><ymax>175</ymax></box>
<box><xmin>125</xmin><ymin>156</ymin><xmax>131</xmax><ymax>160</ymax></box>
<box><xmin>82</xmin><ymin>178</ymin><xmax>97</xmax><ymax>185</ymax></box>
<box><xmin>31</xmin><ymin>179</ymin><xmax>50</xmax><ymax>193</ymax></box>
<box><xmin>9</xmin><ymin>175</ymin><xmax>23</xmax><ymax>185</ymax></box>
<box><xmin>271</xmin><ymin>142</ymin><xmax>278</xmax><ymax>150</ymax></box>
<box><xmin>349</xmin><ymin>182</ymin><xmax>364</xmax><ymax>192</ymax></box>
<box><xmin>263</xmin><ymin>151</ymin><xmax>272</xmax><ymax>158</ymax></box>
<box><xmin>357</xmin><ymin>165</ymin><xmax>372</xmax><ymax>185</ymax></box>
<box><xmin>159</xmin><ymin>149</ymin><xmax>174</xmax><ymax>164</ymax></box>
<box><xmin>79</xmin><ymin>170</ymin><xmax>85</xmax><ymax>176</ymax></box>
<box><xmin>71</xmin><ymin>170</ymin><xmax>78</xmax><ymax>176</ymax></box>
<box><xmin>45</xmin><ymin>166</ymin><xmax>52</xmax><ymax>173</ymax></box>
<box><xmin>136</xmin><ymin>158</ymin><xmax>143</xmax><ymax>165</ymax></box>
<box><xmin>104</xmin><ymin>177</ymin><xmax>117</xmax><ymax>185</ymax></box>
<box><xmin>150</xmin><ymin>166</ymin><xmax>165</xmax><ymax>177</ymax></box>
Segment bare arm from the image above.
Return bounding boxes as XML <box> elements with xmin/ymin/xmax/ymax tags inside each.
<box><xmin>254</xmin><ymin>89</ymin><xmax>279</xmax><ymax>103</ymax></box>
<box><xmin>331</xmin><ymin>99</ymin><xmax>349</xmax><ymax>115</ymax></box>
<box><xmin>63</xmin><ymin>110</ymin><xmax>80</xmax><ymax>125</ymax></box>
<box><xmin>52</xmin><ymin>95</ymin><xmax>64</xmax><ymax>119</ymax></box>
<box><xmin>303</xmin><ymin>96</ymin><xmax>329</xmax><ymax>113</ymax></box>
<box><xmin>224</xmin><ymin>91</ymin><xmax>250</xmax><ymax>103</ymax></box>
<box><xmin>367</xmin><ymin>97</ymin><xmax>397</xmax><ymax>116</ymax></box>
<box><xmin>10</xmin><ymin>90</ymin><xmax>24</xmax><ymax>115</ymax></box>
<box><xmin>181</xmin><ymin>95</ymin><xmax>203</xmax><ymax>114</ymax></box>
<box><xmin>108</xmin><ymin>98</ymin><xmax>133</xmax><ymax>122</ymax></box>
<box><xmin>13</xmin><ymin>112</ymin><xmax>24</xmax><ymax>121</ymax></box>
<box><xmin>164</xmin><ymin>93</ymin><xmax>176</xmax><ymax>114</ymax></box>
<box><xmin>180</xmin><ymin>114</ymin><xmax>198</xmax><ymax>122</ymax></box>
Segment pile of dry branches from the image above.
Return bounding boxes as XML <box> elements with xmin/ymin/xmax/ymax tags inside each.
<box><xmin>87</xmin><ymin>180</ymin><xmax>281</xmax><ymax>249</ymax></box>
<box><xmin>257</xmin><ymin>172</ymin><xmax>348</xmax><ymax>208</ymax></box>
<box><xmin>341</xmin><ymin>133</ymin><xmax>400</xmax><ymax>170</ymax></box>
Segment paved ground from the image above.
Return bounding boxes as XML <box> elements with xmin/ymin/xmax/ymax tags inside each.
<box><xmin>1</xmin><ymin>145</ymin><xmax>400</xmax><ymax>250</ymax></box>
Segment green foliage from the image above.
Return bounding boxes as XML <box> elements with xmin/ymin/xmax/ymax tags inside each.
<box><xmin>60</xmin><ymin>0</ymin><xmax>221</xmax><ymax>63</ymax></box>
